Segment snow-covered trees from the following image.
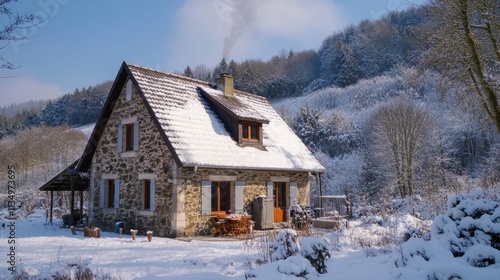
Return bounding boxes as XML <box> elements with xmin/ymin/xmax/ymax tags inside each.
<box><xmin>369</xmin><ymin>99</ymin><xmax>432</xmax><ymax>198</ymax></box>
<box><xmin>317</xmin><ymin>7</ymin><xmax>428</xmax><ymax>89</ymax></box>
<box><xmin>273</xmin><ymin>58</ymin><xmax>498</xmax><ymax>211</ymax></box>
<box><xmin>425</xmin><ymin>0</ymin><xmax>500</xmax><ymax>134</ymax></box>
<box><xmin>39</xmin><ymin>82</ymin><xmax>111</xmax><ymax>127</ymax></box>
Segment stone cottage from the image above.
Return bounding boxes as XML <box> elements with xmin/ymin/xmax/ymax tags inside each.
<box><xmin>74</xmin><ymin>62</ymin><xmax>324</xmax><ymax>237</ymax></box>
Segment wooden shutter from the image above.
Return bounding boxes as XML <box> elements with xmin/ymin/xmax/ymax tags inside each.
<box><xmin>150</xmin><ymin>179</ymin><xmax>156</xmax><ymax>211</ymax></box>
<box><xmin>201</xmin><ymin>180</ymin><xmax>211</xmax><ymax>215</ymax></box>
<box><xmin>99</xmin><ymin>180</ymin><xmax>105</xmax><ymax>208</ymax></box>
<box><xmin>133</xmin><ymin>120</ymin><xmax>139</xmax><ymax>151</ymax></box>
<box><xmin>117</xmin><ymin>124</ymin><xmax>123</xmax><ymax>153</ymax></box>
<box><xmin>266</xmin><ymin>181</ymin><xmax>273</xmax><ymax>198</ymax></box>
<box><xmin>234</xmin><ymin>181</ymin><xmax>244</xmax><ymax>214</ymax></box>
<box><xmin>126</xmin><ymin>80</ymin><xmax>132</xmax><ymax>101</ymax></box>
<box><xmin>114</xmin><ymin>179</ymin><xmax>120</xmax><ymax>209</ymax></box>
<box><xmin>289</xmin><ymin>181</ymin><xmax>298</xmax><ymax>207</ymax></box>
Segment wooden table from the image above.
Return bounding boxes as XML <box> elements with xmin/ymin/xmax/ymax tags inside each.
<box><xmin>224</xmin><ymin>217</ymin><xmax>242</xmax><ymax>236</ymax></box>
<box><xmin>211</xmin><ymin>215</ymin><xmax>253</xmax><ymax>237</ymax></box>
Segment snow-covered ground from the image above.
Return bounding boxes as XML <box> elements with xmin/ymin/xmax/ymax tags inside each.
<box><xmin>76</xmin><ymin>123</ymin><xmax>96</xmax><ymax>137</ymax></box>
<box><xmin>1</xmin><ymin>190</ymin><xmax>498</xmax><ymax>279</ymax></box>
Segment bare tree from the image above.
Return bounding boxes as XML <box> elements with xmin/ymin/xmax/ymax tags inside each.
<box><xmin>0</xmin><ymin>125</ymin><xmax>87</xmax><ymax>215</ymax></box>
<box><xmin>425</xmin><ymin>0</ymin><xmax>500</xmax><ymax>134</ymax></box>
<box><xmin>370</xmin><ymin>98</ymin><xmax>432</xmax><ymax>198</ymax></box>
<box><xmin>191</xmin><ymin>64</ymin><xmax>212</xmax><ymax>82</ymax></box>
<box><xmin>0</xmin><ymin>0</ymin><xmax>41</xmax><ymax>69</ymax></box>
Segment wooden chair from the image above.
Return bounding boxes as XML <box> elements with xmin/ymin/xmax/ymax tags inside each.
<box><xmin>210</xmin><ymin>216</ymin><xmax>227</xmax><ymax>237</ymax></box>
<box><xmin>240</xmin><ymin>215</ymin><xmax>253</xmax><ymax>235</ymax></box>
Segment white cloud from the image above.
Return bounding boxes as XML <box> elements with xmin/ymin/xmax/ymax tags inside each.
<box><xmin>165</xmin><ymin>0</ymin><xmax>346</xmax><ymax>72</ymax></box>
<box><xmin>0</xmin><ymin>77</ymin><xmax>65</xmax><ymax>107</ymax></box>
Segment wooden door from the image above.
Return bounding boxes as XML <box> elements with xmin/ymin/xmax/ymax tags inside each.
<box><xmin>273</xmin><ymin>182</ymin><xmax>287</xmax><ymax>222</ymax></box>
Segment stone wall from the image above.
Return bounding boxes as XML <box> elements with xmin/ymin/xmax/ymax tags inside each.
<box><xmin>91</xmin><ymin>78</ymin><xmax>175</xmax><ymax>237</ymax></box>
<box><xmin>179</xmin><ymin>167</ymin><xmax>310</xmax><ymax>236</ymax></box>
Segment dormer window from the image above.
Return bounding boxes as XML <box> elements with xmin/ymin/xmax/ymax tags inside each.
<box><xmin>240</xmin><ymin>121</ymin><xmax>262</xmax><ymax>143</ymax></box>
<box><xmin>197</xmin><ymin>84</ymin><xmax>269</xmax><ymax>147</ymax></box>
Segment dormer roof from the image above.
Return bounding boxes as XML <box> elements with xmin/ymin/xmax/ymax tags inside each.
<box><xmin>198</xmin><ymin>85</ymin><xmax>269</xmax><ymax>124</ymax></box>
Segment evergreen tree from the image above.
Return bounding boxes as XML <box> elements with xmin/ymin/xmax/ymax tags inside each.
<box><xmin>40</xmin><ymin>94</ymin><xmax>72</xmax><ymax>126</ymax></box>
<box><xmin>23</xmin><ymin>110</ymin><xmax>41</xmax><ymax>127</ymax></box>
<box><xmin>183</xmin><ymin>66</ymin><xmax>194</xmax><ymax>78</ymax></box>
<box><xmin>212</xmin><ymin>57</ymin><xmax>228</xmax><ymax>81</ymax></box>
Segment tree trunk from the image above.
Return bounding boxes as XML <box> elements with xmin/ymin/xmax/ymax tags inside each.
<box><xmin>459</xmin><ymin>0</ymin><xmax>500</xmax><ymax>134</ymax></box>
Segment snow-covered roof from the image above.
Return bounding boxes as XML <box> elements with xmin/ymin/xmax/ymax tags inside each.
<box><xmin>198</xmin><ymin>85</ymin><xmax>269</xmax><ymax>123</ymax></box>
<box><xmin>78</xmin><ymin>62</ymin><xmax>324</xmax><ymax>173</ymax></box>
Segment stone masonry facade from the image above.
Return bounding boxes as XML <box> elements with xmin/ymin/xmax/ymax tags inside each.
<box><xmin>91</xmin><ymin>78</ymin><xmax>175</xmax><ymax>237</ymax></box>
<box><xmin>90</xmin><ymin>76</ymin><xmax>312</xmax><ymax>237</ymax></box>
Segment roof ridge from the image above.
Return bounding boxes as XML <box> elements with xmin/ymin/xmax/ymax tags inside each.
<box><xmin>125</xmin><ymin>62</ymin><xmax>210</xmax><ymax>86</ymax></box>
<box><xmin>125</xmin><ymin>62</ymin><xmax>269</xmax><ymax>101</ymax></box>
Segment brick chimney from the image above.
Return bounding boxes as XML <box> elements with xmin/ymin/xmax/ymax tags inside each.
<box><xmin>218</xmin><ymin>73</ymin><xmax>234</xmax><ymax>97</ymax></box>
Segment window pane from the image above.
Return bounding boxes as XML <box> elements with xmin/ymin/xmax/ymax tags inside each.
<box><xmin>274</xmin><ymin>182</ymin><xmax>286</xmax><ymax>209</ymax></box>
<box><xmin>211</xmin><ymin>182</ymin><xmax>218</xmax><ymax>211</ymax></box>
<box><xmin>211</xmin><ymin>182</ymin><xmax>231</xmax><ymax>212</ymax></box>
<box><xmin>220</xmin><ymin>182</ymin><xmax>230</xmax><ymax>212</ymax></box>
<box><xmin>242</xmin><ymin>124</ymin><xmax>249</xmax><ymax>139</ymax></box>
<box><xmin>107</xmin><ymin>180</ymin><xmax>115</xmax><ymax>208</ymax></box>
<box><xmin>250</xmin><ymin>125</ymin><xmax>259</xmax><ymax>139</ymax></box>
<box><xmin>278</xmin><ymin>183</ymin><xmax>285</xmax><ymax>208</ymax></box>
<box><xmin>125</xmin><ymin>123</ymin><xmax>134</xmax><ymax>151</ymax></box>
<box><xmin>144</xmin><ymin>180</ymin><xmax>151</xmax><ymax>209</ymax></box>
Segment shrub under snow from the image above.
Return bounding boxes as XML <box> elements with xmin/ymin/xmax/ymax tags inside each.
<box><xmin>432</xmin><ymin>189</ymin><xmax>500</xmax><ymax>258</ymax></box>
<box><xmin>290</xmin><ymin>204</ymin><xmax>315</xmax><ymax>229</ymax></box>
<box><xmin>264</xmin><ymin>229</ymin><xmax>331</xmax><ymax>278</ymax></box>
<box><xmin>300</xmin><ymin>236</ymin><xmax>331</xmax><ymax>274</ymax></box>
<box><xmin>397</xmin><ymin>189</ymin><xmax>500</xmax><ymax>278</ymax></box>
<box><xmin>269</xmin><ymin>229</ymin><xmax>299</xmax><ymax>262</ymax></box>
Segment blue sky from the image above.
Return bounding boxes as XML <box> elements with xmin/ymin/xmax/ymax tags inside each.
<box><xmin>0</xmin><ymin>0</ymin><xmax>425</xmax><ymax>107</ymax></box>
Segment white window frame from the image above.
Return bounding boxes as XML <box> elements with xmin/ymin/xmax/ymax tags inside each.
<box><xmin>100</xmin><ymin>174</ymin><xmax>120</xmax><ymax>209</ymax></box>
<box><xmin>117</xmin><ymin>116</ymin><xmax>139</xmax><ymax>157</ymax></box>
<box><xmin>139</xmin><ymin>174</ymin><xmax>157</xmax><ymax>213</ymax></box>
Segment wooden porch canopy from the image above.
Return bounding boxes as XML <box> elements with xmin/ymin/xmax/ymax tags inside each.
<box><xmin>39</xmin><ymin>159</ymin><xmax>89</xmax><ymax>224</ymax></box>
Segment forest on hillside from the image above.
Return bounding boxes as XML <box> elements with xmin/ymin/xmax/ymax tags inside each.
<box><xmin>0</xmin><ymin>2</ymin><xmax>498</xmax><ymax>218</ymax></box>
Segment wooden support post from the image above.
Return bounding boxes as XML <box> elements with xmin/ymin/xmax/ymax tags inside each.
<box><xmin>70</xmin><ymin>176</ymin><xmax>75</xmax><ymax>226</ymax></box>
<box><xmin>80</xmin><ymin>189</ymin><xmax>84</xmax><ymax>224</ymax></box>
<box><xmin>50</xmin><ymin>191</ymin><xmax>54</xmax><ymax>224</ymax></box>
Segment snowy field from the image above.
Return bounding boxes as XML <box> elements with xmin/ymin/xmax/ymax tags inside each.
<box><xmin>1</xmin><ymin>190</ymin><xmax>499</xmax><ymax>279</ymax></box>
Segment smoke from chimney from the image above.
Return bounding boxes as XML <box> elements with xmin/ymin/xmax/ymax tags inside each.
<box><xmin>223</xmin><ymin>14</ymin><xmax>244</xmax><ymax>59</ymax></box>
<box><xmin>213</xmin><ymin>0</ymin><xmax>252</xmax><ymax>59</ymax></box>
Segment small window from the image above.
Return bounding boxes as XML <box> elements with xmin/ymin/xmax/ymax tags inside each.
<box><xmin>118</xmin><ymin>118</ymin><xmax>139</xmax><ymax>154</ymax></box>
<box><xmin>124</xmin><ymin>123</ymin><xmax>135</xmax><ymax>152</ymax></box>
<box><xmin>241</xmin><ymin>122</ymin><xmax>260</xmax><ymax>142</ymax></box>
<box><xmin>106</xmin><ymin>179</ymin><xmax>115</xmax><ymax>208</ymax></box>
<box><xmin>100</xmin><ymin>177</ymin><xmax>119</xmax><ymax>209</ymax></box>
<box><xmin>143</xmin><ymin>179</ymin><xmax>151</xmax><ymax>210</ymax></box>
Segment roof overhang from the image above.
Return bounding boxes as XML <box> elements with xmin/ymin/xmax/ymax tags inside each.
<box><xmin>39</xmin><ymin>159</ymin><xmax>89</xmax><ymax>192</ymax></box>
<box><xmin>182</xmin><ymin>163</ymin><xmax>325</xmax><ymax>173</ymax></box>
